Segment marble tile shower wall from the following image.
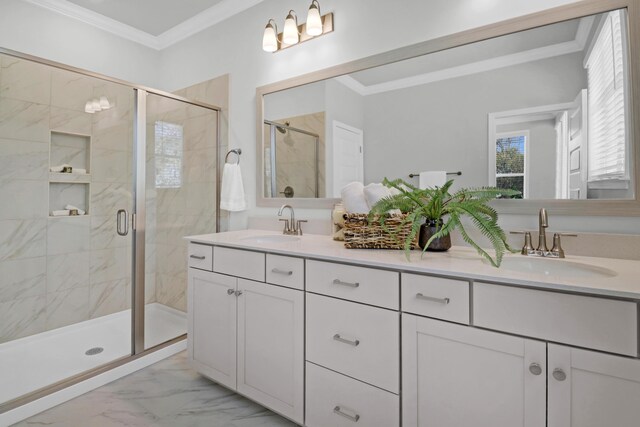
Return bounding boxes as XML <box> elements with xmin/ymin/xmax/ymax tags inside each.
<box><xmin>0</xmin><ymin>55</ymin><xmax>133</xmax><ymax>344</ymax></box>
<box><xmin>145</xmin><ymin>94</ymin><xmax>218</xmax><ymax>313</ymax></box>
<box><xmin>272</xmin><ymin>112</ymin><xmax>325</xmax><ymax>198</ymax></box>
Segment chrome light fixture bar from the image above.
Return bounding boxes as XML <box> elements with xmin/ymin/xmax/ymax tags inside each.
<box><xmin>262</xmin><ymin>0</ymin><xmax>334</xmax><ymax>53</ymax></box>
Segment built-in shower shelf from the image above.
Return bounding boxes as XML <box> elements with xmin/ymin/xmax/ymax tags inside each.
<box><xmin>49</xmin><ymin>173</ymin><xmax>92</xmax><ymax>184</ymax></box>
<box><xmin>48</xmin><ymin>214</ymin><xmax>91</xmax><ymax>219</ymax></box>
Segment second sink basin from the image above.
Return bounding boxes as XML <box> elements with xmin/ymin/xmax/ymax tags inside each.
<box><xmin>239</xmin><ymin>234</ymin><xmax>301</xmax><ymax>244</ymax></box>
<box><xmin>495</xmin><ymin>256</ymin><xmax>617</xmax><ymax>278</ymax></box>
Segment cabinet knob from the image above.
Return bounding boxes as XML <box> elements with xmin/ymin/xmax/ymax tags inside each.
<box><xmin>235</xmin><ymin>290</ymin><xmax>243</xmax><ymax>297</ymax></box>
<box><xmin>227</xmin><ymin>288</ymin><xmax>235</xmax><ymax>295</ymax></box>
<box><xmin>552</xmin><ymin>368</ymin><xmax>567</xmax><ymax>382</ymax></box>
<box><xmin>529</xmin><ymin>363</ymin><xmax>542</xmax><ymax>376</ymax></box>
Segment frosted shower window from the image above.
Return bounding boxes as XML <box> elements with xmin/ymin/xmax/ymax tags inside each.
<box><xmin>155</xmin><ymin>121</ymin><xmax>184</xmax><ymax>188</ymax></box>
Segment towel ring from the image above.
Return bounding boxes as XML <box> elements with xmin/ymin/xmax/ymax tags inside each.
<box><xmin>225</xmin><ymin>149</ymin><xmax>242</xmax><ymax>165</ymax></box>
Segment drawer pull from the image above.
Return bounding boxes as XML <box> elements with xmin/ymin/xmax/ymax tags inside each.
<box><xmin>227</xmin><ymin>288</ymin><xmax>235</xmax><ymax>295</ymax></box>
<box><xmin>333</xmin><ymin>405</ymin><xmax>360</xmax><ymax>422</ymax></box>
<box><xmin>333</xmin><ymin>334</ymin><xmax>360</xmax><ymax>347</ymax></box>
<box><xmin>416</xmin><ymin>293</ymin><xmax>450</xmax><ymax>304</ymax></box>
<box><xmin>333</xmin><ymin>279</ymin><xmax>360</xmax><ymax>288</ymax></box>
<box><xmin>552</xmin><ymin>368</ymin><xmax>567</xmax><ymax>382</ymax></box>
<box><xmin>271</xmin><ymin>268</ymin><xmax>293</xmax><ymax>276</ymax></box>
<box><xmin>190</xmin><ymin>255</ymin><xmax>206</xmax><ymax>260</ymax></box>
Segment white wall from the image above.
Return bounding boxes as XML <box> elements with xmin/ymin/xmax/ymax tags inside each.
<box><xmin>0</xmin><ymin>0</ymin><xmax>161</xmax><ymax>87</ymax></box>
<box><xmin>160</xmin><ymin>0</ymin><xmax>601</xmax><ymax>230</ymax></box>
<box><xmin>3</xmin><ymin>0</ymin><xmax>639</xmax><ymax>234</ymax></box>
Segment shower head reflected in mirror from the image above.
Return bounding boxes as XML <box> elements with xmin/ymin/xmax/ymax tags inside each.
<box><xmin>276</xmin><ymin>121</ymin><xmax>290</xmax><ymax>134</ymax></box>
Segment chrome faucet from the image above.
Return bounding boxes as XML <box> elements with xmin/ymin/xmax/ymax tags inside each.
<box><xmin>278</xmin><ymin>204</ymin><xmax>307</xmax><ymax>235</ymax></box>
<box><xmin>511</xmin><ymin>208</ymin><xmax>577</xmax><ymax>259</ymax></box>
<box><xmin>537</xmin><ymin>208</ymin><xmax>549</xmax><ymax>252</ymax></box>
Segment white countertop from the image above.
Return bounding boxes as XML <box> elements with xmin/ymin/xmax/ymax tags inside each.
<box><xmin>187</xmin><ymin>229</ymin><xmax>640</xmax><ymax>300</ymax></box>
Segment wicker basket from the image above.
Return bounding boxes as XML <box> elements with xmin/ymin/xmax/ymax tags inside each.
<box><xmin>343</xmin><ymin>213</ymin><xmax>418</xmax><ymax>249</ymax></box>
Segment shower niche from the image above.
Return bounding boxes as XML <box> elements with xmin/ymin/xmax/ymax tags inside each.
<box><xmin>48</xmin><ymin>131</ymin><xmax>91</xmax><ymax>217</ymax></box>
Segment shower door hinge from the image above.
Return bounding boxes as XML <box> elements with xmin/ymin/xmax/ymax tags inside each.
<box><xmin>131</xmin><ymin>213</ymin><xmax>137</xmax><ymax>231</ymax></box>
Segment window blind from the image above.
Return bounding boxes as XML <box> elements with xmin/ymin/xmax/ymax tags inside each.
<box><xmin>585</xmin><ymin>11</ymin><xmax>628</xmax><ymax>182</ymax></box>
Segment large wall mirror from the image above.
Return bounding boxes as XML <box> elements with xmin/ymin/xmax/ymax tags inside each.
<box><xmin>256</xmin><ymin>0</ymin><xmax>640</xmax><ymax>214</ymax></box>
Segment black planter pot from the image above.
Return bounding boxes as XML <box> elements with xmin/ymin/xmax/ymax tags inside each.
<box><xmin>418</xmin><ymin>219</ymin><xmax>452</xmax><ymax>251</ymax></box>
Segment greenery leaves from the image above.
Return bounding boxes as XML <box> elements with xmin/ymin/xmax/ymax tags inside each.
<box><xmin>368</xmin><ymin>178</ymin><xmax>520</xmax><ymax>267</ymax></box>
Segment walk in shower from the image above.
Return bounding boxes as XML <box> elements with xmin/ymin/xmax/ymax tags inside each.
<box><xmin>264</xmin><ymin>120</ymin><xmax>320</xmax><ymax>198</ymax></box>
<box><xmin>0</xmin><ymin>50</ymin><xmax>220</xmax><ymax>411</ymax></box>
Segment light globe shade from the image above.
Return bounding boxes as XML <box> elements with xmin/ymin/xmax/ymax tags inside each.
<box><xmin>306</xmin><ymin>2</ymin><xmax>323</xmax><ymax>36</ymax></box>
<box><xmin>283</xmin><ymin>11</ymin><xmax>299</xmax><ymax>45</ymax></box>
<box><xmin>262</xmin><ymin>21</ymin><xmax>278</xmax><ymax>52</ymax></box>
<box><xmin>91</xmin><ymin>99</ymin><xmax>101</xmax><ymax>112</ymax></box>
<box><xmin>84</xmin><ymin>101</ymin><xmax>94</xmax><ymax>114</ymax></box>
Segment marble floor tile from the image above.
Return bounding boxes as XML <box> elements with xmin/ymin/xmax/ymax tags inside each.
<box><xmin>16</xmin><ymin>352</ymin><xmax>297</xmax><ymax>427</ymax></box>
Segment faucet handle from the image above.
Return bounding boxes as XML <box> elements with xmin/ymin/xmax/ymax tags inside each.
<box><xmin>279</xmin><ymin>218</ymin><xmax>290</xmax><ymax>233</ymax></box>
<box><xmin>510</xmin><ymin>231</ymin><xmax>534</xmax><ymax>255</ymax></box>
<box><xmin>296</xmin><ymin>220</ymin><xmax>308</xmax><ymax>236</ymax></box>
<box><xmin>550</xmin><ymin>233</ymin><xmax>577</xmax><ymax>258</ymax></box>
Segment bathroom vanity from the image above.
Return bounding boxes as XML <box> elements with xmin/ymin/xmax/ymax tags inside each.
<box><xmin>186</xmin><ymin>230</ymin><xmax>640</xmax><ymax>427</ymax></box>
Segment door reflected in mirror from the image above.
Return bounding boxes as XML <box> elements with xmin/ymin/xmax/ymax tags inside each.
<box><xmin>262</xmin><ymin>8</ymin><xmax>634</xmax><ymax>201</ymax></box>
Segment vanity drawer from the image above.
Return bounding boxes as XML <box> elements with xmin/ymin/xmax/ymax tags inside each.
<box><xmin>474</xmin><ymin>283</ymin><xmax>638</xmax><ymax>356</ymax></box>
<box><xmin>266</xmin><ymin>254</ymin><xmax>304</xmax><ymax>290</ymax></box>
<box><xmin>306</xmin><ymin>362</ymin><xmax>399</xmax><ymax>427</ymax></box>
<box><xmin>306</xmin><ymin>293</ymin><xmax>399</xmax><ymax>393</ymax></box>
<box><xmin>306</xmin><ymin>260</ymin><xmax>399</xmax><ymax>309</ymax></box>
<box><xmin>402</xmin><ymin>273</ymin><xmax>470</xmax><ymax>324</ymax></box>
<box><xmin>213</xmin><ymin>247</ymin><xmax>265</xmax><ymax>282</ymax></box>
<box><xmin>188</xmin><ymin>243</ymin><xmax>213</xmax><ymax>271</ymax></box>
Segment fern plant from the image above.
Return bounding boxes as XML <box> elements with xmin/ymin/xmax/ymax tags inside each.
<box><xmin>368</xmin><ymin>178</ymin><xmax>520</xmax><ymax>267</ymax></box>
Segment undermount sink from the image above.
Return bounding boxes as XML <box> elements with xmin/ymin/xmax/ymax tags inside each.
<box><xmin>239</xmin><ymin>234</ymin><xmax>301</xmax><ymax>244</ymax></box>
<box><xmin>494</xmin><ymin>257</ymin><xmax>617</xmax><ymax>278</ymax></box>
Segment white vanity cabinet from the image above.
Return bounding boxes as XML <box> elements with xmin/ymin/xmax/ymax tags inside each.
<box><xmin>187</xmin><ymin>246</ymin><xmax>304</xmax><ymax>424</ymax></box>
<box><xmin>187</xmin><ymin>234</ymin><xmax>640</xmax><ymax>427</ymax></box>
<box><xmin>548</xmin><ymin>344</ymin><xmax>640</xmax><ymax>427</ymax></box>
<box><xmin>402</xmin><ymin>314</ymin><xmax>546</xmax><ymax>427</ymax></box>
<box><xmin>402</xmin><ymin>278</ymin><xmax>640</xmax><ymax>427</ymax></box>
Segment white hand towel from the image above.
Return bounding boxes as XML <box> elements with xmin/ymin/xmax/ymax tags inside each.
<box><xmin>220</xmin><ymin>163</ymin><xmax>246</xmax><ymax>212</ymax></box>
<box><xmin>51</xmin><ymin>210</ymin><xmax>70</xmax><ymax>216</ymax></box>
<box><xmin>73</xmin><ymin>168</ymin><xmax>87</xmax><ymax>175</ymax></box>
<box><xmin>363</xmin><ymin>183</ymin><xmax>393</xmax><ymax>208</ymax></box>
<box><xmin>50</xmin><ymin>164</ymin><xmax>71</xmax><ymax>173</ymax></box>
<box><xmin>419</xmin><ymin>171</ymin><xmax>447</xmax><ymax>189</ymax></box>
<box><xmin>341</xmin><ymin>182</ymin><xmax>369</xmax><ymax>213</ymax></box>
<box><xmin>65</xmin><ymin>205</ymin><xmax>86</xmax><ymax>215</ymax></box>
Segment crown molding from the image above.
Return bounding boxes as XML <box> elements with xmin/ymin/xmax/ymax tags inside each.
<box><xmin>24</xmin><ymin>0</ymin><xmax>265</xmax><ymax>51</ymax></box>
<box><xmin>157</xmin><ymin>0</ymin><xmax>264</xmax><ymax>49</ymax></box>
<box><xmin>338</xmin><ymin>40</ymin><xmax>584</xmax><ymax>97</ymax></box>
<box><xmin>24</xmin><ymin>0</ymin><xmax>161</xmax><ymax>49</ymax></box>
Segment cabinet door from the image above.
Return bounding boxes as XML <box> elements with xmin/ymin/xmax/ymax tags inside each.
<box><xmin>402</xmin><ymin>314</ymin><xmax>546</xmax><ymax>427</ymax></box>
<box><xmin>548</xmin><ymin>344</ymin><xmax>640</xmax><ymax>427</ymax></box>
<box><xmin>236</xmin><ymin>279</ymin><xmax>304</xmax><ymax>424</ymax></box>
<box><xmin>187</xmin><ymin>269</ymin><xmax>237</xmax><ymax>390</ymax></box>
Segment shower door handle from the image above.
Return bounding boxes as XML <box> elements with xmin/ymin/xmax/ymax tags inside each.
<box><xmin>116</xmin><ymin>209</ymin><xmax>129</xmax><ymax>236</ymax></box>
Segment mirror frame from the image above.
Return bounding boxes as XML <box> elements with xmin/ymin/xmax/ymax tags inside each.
<box><xmin>256</xmin><ymin>0</ymin><xmax>640</xmax><ymax>215</ymax></box>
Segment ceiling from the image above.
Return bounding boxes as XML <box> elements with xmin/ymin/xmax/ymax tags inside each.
<box><xmin>26</xmin><ymin>0</ymin><xmax>264</xmax><ymax>49</ymax></box>
<box><xmin>65</xmin><ymin>0</ymin><xmax>226</xmax><ymax>36</ymax></box>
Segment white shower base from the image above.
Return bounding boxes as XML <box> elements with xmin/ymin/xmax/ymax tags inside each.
<box><xmin>0</xmin><ymin>303</ymin><xmax>186</xmax><ymax>404</ymax></box>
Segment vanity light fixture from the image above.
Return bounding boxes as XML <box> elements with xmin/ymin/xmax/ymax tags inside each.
<box><xmin>84</xmin><ymin>96</ymin><xmax>112</xmax><ymax>114</ymax></box>
<box><xmin>262</xmin><ymin>0</ymin><xmax>333</xmax><ymax>53</ymax></box>
<box><xmin>283</xmin><ymin>10</ymin><xmax>299</xmax><ymax>45</ymax></box>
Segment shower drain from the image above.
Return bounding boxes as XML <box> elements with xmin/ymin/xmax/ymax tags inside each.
<box><xmin>85</xmin><ymin>347</ymin><xmax>104</xmax><ymax>356</ymax></box>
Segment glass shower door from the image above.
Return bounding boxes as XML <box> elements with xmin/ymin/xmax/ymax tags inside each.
<box><xmin>0</xmin><ymin>53</ymin><xmax>135</xmax><ymax>407</ymax></box>
<box><xmin>142</xmin><ymin>92</ymin><xmax>218</xmax><ymax>350</ymax></box>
